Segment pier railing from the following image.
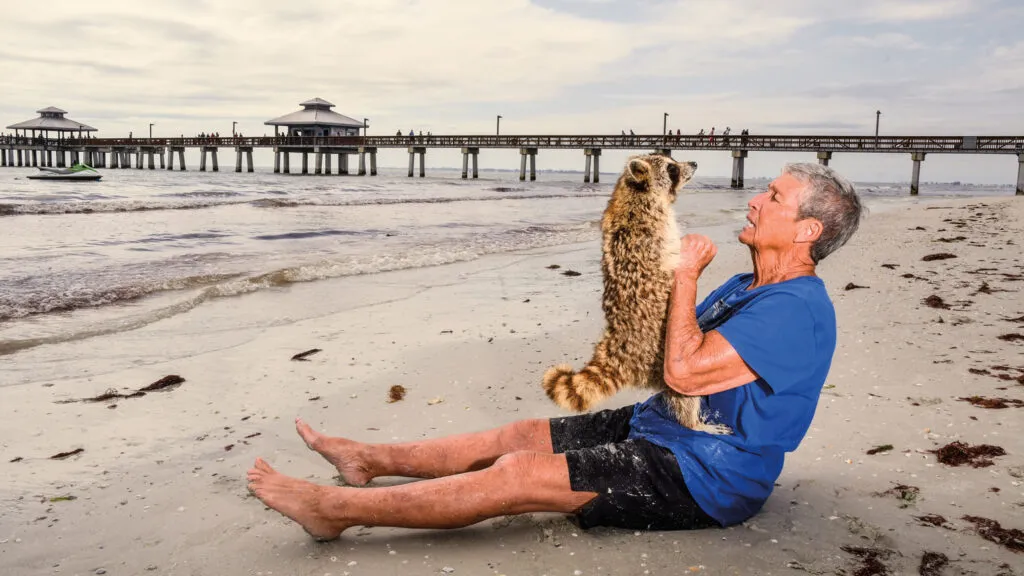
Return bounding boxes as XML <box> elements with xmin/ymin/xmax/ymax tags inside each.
<box><xmin>3</xmin><ymin>133</ymin><xmax>1022</xmax><ymax>195</ymax></box>
<box><xmin>2</xmin><ymin>134</ymin><xmax>1023</xmax><ymax>154</ymax></box>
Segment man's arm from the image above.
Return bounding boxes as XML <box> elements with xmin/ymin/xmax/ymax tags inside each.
<box><xmin>663</xmin><ymin>235</ymin><xmax>759</xmax><ymax>396</ymax></box>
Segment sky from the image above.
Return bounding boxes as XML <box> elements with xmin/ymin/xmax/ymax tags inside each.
<box><xmin>1</xmin><ymin>0</ymin><xmax>1022</xmax><ymax>183</ymax></box>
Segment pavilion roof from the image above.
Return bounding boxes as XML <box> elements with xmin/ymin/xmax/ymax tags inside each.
<box><xmin>299</xmin><ymin>98</ymin><xmax>334</xmax><ymax>108</ymax></box>
<box><xmin>265</xmin><ymin>98</ymin><xmax>362</xmax><ymax>128</ymax></box>
<box><xmin>7</xmin><ymin>114</ymin><xmax>96</xmax><ymax>132</ymax></box>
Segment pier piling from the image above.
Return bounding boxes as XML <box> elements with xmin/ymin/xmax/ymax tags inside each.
<box><xmin>314</xmin><ymin>150</ymin><xmax>323</xmax><ymax>175</ymax></box>
<box><xmin>910</xmin><ymin>152</ymin><xmax>926</xmax><ymax>195</ymax></box>
<box><xmin>583</xmin><ymin>148</ymin><xmax>601</xmax><ymax>183</ymax></box>
<box><xmin>520</xmin><ymin>148</ymin><xmax>538</xmax><ymax>181</ymax></box>
<box><xmin>360</xmin><ymin>147</ymin><xmax>377</xmax><ymax>176</ymax></box>
<box><xmin>199</xmin><ymin>147</ymin><xmax>218</xmax><ymax>171</ymax></box>
<box><xmin>407</xmin><ymin>147</ymin><xmax>426</xmax><ymax>177</ymax></box>
<box><xmin>339</xmin><ymin>153</ymin><xmax>348</xmax><ymax>175</ymax></box>
<box><xmin>1016</xmin><ymin>154</ymin><xmax>1023</xmax><ymax>196</ymax></box>
<box><xmin>301</xmin><ymin>152</ymin><xmax>309</xmax><ymax>175</ymax></box>
<box><xmin>283</xmin><ymin>151</ymin><xmax>290</xmax><ymax>174</ymax></box>
<box><xmin>324</xmin><ymin>150</ymin><xmax>332</xmax><ymax>175</ymax></box>
<box><xmin>176</xmin><ymin>148</ymin><xmax>186</xmax><ymax>170</ymax></box>
<box><xmin>460</xmin><ymin>147</ymin><xmax>479</xmax><ymax>179</ymax></box>
<box><xmin>730</xmin><ymin>150</ymin><xmax>748</xmax><ymax>189</ymax></box>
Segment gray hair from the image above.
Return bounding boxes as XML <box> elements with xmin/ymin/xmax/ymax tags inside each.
<box><xmin>783</xmin><ymin>163</ymin><xmax>864</xmax><ymax>263</ymax></box>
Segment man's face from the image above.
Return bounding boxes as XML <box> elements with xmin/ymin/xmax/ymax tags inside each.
<box><xmin>739</xmin><ymin>173</ymin><xmax>805</xmax><ymax>249</ymax></box>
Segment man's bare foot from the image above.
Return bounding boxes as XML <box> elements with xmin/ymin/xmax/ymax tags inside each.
<box><xmin>295</xmin><ymin>418</ymin><xmax>375</xmax><ymax>486</ymax></box>
<box><xmin>247</xmin><ymin>458</ymin><xmax>349</xmax><ymax>541</ymax></box>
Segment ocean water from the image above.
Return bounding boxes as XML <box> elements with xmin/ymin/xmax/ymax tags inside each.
<box><xmin>0</xmin><ymin>165</ymin><xmax>1012</xmax><ymax>358</ymax></box>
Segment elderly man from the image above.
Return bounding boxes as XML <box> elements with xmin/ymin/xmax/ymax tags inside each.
<box><xmin>247</xmin><ymin>163</ymin><xmax>863</xmax><ymax>539</ymax></box>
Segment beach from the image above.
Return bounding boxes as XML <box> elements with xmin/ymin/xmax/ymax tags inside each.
<box><xmin>2</xmin><ymin>192</ymin><xmax>1023</xmax><ymax>575</ymax></box>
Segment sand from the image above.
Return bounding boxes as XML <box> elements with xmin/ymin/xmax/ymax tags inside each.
<box><xmin>1</xmin><ymin>196</ymin><xmax>1023</xmax><ymax>575</ymax></box>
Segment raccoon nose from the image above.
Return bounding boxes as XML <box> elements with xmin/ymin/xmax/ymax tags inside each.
<box><xmin>688</xmin><ymin>161</ymin><xmax>698</xmax><ymax>170</ymax></box>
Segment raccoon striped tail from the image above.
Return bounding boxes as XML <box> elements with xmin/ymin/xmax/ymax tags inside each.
<box><xmin>542</xmin><ymin>364</ymin><xmax>616</xmax><ymax>412</ymax></box>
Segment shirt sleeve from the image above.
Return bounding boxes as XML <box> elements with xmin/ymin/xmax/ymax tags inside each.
<box><xmin>714</xmin><ymin>292</ymin><xmax>817</xmax><ymax>394</ymax></box>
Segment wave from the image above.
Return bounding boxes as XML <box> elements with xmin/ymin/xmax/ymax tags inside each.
<box><xmin>0</xmin><ymin>272</ymin><xmax>243</xmax><ymax>322</ymax></box>
<box><xmin>249</xmin><ymin>192</ymin><xmax>605</xmax><ymax>209</ymax></box>
<box><xmin>161</xmin><ymin>190</ymin><xmax>244</xmax><ymax>198</ymax></box>
<box><xmin>0</xmin><ymin>198</ymin><xmax>252</xmax><ymax>215</ymax></box>
<box><xmin>0</xmin><ymin>191</ymin><xmax>608</xmax><ymax>217</ymax></box>
<box><xmin>0</xmin><ymin>221</ymin><xmax>599</xmax><ymax>355</ymax></box>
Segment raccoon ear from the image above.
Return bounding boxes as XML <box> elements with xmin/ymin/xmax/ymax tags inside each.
<box><xmin>626</xmin><ymin>158</ymin><xmax>650</xmax><ymax>184</ymax></box>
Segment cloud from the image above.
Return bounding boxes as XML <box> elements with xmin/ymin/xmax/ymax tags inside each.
<box><xmin>0</xmin><ymin>0</ymin><xmax>1019</xmax><ymax>183</ymax></box>
<box><xmin>828</xmin><ymin>33</ymin><xmax>925</xmax><ymax>50</ymax></box>
<box><xmin>852</xmin><ymin>0</ymin><xmax>982</xmax><ymax>22</ymax></box>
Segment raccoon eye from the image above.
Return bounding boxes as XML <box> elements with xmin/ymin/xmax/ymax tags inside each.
<box><xmin>666</xmin><ymin>163</ymin><xmax>680</xmax><ymax>182</ymax></box>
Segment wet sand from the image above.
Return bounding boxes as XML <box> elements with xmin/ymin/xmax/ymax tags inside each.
<box><xmin>1</xmin><ymin>197</ymin><xmax>1022</xmax><ymax>575</ymax></box>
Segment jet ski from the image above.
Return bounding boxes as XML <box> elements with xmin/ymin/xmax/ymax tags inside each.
<box><xmin>27</xmin><ymin>163</ymin><xmax>102</xmax><ymax>181</ymax></box>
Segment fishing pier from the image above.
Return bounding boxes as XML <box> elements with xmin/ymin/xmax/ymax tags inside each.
<box><xmin>2</xmin><ymin>103</ymin><xmax>1022</xmax><ymax>195</ymax></box>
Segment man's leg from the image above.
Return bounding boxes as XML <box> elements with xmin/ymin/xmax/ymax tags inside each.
<box><xmin>247</xmin><ymin>450</ymin><xmax>596</xmax><ymax>540</ymax></box>
<box><xmin>295</xmin><ymin>417</ymin><xmax>553</xmax><ymax>485</ymax></box>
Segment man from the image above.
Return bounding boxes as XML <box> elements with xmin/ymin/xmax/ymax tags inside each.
<box><xmin>247</xmin><ymin>163</ymin><xmax>863</xmax><ymax>539</ymax></box>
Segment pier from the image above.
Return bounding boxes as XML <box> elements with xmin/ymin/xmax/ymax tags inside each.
<box><xmin>2</xmin><ymin>133</ymin><xmax>1023</xmax><ymax>195</ymax></box>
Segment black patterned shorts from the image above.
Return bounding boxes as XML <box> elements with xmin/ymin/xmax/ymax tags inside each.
<box><xmin>550</xmin><ymin>405</ymin><xmax>720</xmax><ymax>531</ymax></box>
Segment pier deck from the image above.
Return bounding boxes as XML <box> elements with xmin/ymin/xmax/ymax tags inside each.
<box><xmin>2</xmin><ymin>134</ymin><xmax>1022</xmax><ymax>194</ymax></box>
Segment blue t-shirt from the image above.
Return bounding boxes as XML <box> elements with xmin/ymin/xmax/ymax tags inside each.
<box><xmin>627</xmin><ymin>272</ymin><xmax>836</xmax><ymax>527</ymax></box>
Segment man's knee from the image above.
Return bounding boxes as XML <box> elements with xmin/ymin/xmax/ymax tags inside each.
<box><xmin>491</xmin><ymin>451</ymin><xmax>545</xmax><ymax>479</ymax></box>
<box><xmin>500</xmin><ymin>418</ymin><xmax>552</xmax><ymax>452</ymax></box>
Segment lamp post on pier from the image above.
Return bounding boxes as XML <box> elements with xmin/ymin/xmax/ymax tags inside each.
<box><xmin>875</xmin><ymin>110</ymin><xmax>881</xmax><ymax>138</ymax></box>
<box><xmin>232</xmin><ymin>121</ymin><xmax>237</xmax><ymax>137</ymax></box>
<box><xmin>496</xmin><ymin>115</ymin><xmax>502</xmax><ymax>136</ymax></box>
<box><xmin>363</xmin><ymin>118</ymin><xmax>369</xmax><ymax>137</ymax></box>
<box><xmin>663</xmin><ymin>112</ymin><xmax>668</xmax><ymax>136</ymax></box>
<box><xmin>149</xmin><ymin>123</ymin><xmax>154</xmax><ymax>139</ymax></box>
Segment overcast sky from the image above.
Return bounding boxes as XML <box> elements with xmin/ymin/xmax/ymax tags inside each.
<box><xmin>1</xmin><ymin>0</ymin><xmax>1022</xmax><ymax>183</ymax></box>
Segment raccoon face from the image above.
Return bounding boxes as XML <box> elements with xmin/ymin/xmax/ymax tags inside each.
<box><xmin>625</xmin><ymin>154</ymin><xmax>697</xmax><ymax>201</ymax></box>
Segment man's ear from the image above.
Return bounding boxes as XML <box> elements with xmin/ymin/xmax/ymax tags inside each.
<box><xmin>626</xmin><ymin>158</ymin><xmax>650</xmax><ymax>184</ymax></box>
<box><xmin>795</xmin><ymin>218</ymin><xmax>824</xmax><ymax>244</ymax></box>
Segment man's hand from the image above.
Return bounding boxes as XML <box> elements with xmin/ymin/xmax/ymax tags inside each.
<box><xmin>676</xmin><ymin>234</ymin><xmax>717</xmax><ymax>280</ymax></box>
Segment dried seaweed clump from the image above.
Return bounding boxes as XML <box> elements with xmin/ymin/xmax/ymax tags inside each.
<box><xmin>873</xmin><ymin>484</ymin><xmax>920</xmax><ymax>508</ymax></box>
<box><xmin>932</xmin><ymin>441</ymin><xmax>1006</xmax><ymax>468</ymax></box>
<box><xmin>958</xmin><ymin>396</ymin><xmax>1024</xmax><ymax>409</ymax></box>
<box><xmin>918</xmin><ymin>552</ymin><xmax>949</xmax><ymax>576</ymax></box>
<box><xmin>961</xmin><ymin>515</ymin><xmax>1024</xmax><ymax>553</ymax></box>
<box><xmin>387</xmin><ymin>385</ymin><xmax>407</xmax><ymax>403</ymax></box>
<box><xmin>840</xmin><ymin>545</ymin><xmax>895</xmax><ymax>576</ymax></box>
